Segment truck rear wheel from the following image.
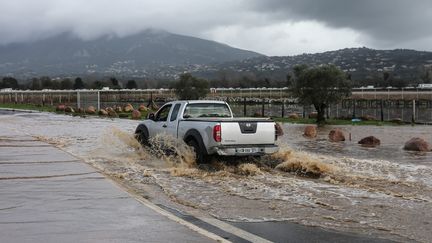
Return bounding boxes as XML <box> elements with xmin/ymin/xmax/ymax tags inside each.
<box><xmin>187</xmin><ymin>139</ymin><xmax>208</xmax><ymax>164</ymax></box>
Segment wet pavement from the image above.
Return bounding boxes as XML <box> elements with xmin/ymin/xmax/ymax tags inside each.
<box><xmin>0</xmin><ymin>128</ymin><xmax>213</xmax><ymax>243</ymax></box>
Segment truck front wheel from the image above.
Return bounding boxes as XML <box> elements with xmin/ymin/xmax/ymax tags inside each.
<box><xmin>135</xmin><ymin>128</ymin><xmax>149</xmax><ymax>147</ymax></box>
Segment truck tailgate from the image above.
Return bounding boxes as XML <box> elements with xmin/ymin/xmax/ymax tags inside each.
<box><xmin>220</xmin><ymin>121</ymin><xmax>275</xmax><ymax>145</ymax></box>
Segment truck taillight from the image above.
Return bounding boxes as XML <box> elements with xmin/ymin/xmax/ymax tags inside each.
<box><xmin>213</xmin><ymin>124</ymin><xmax>221</xmax><ymax>142</ymax></box>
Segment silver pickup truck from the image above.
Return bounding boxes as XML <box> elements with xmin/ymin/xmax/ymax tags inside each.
<box><xmin>135</xmin><ymin>100</ymin><xmax>279</xmax><ymax>163</ymax></box>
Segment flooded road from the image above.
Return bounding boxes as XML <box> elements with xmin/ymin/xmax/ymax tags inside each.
<box><xmin>1</xmin><ymin>111</ymin><xmax>431</xmax><ymax>242</ymax></box>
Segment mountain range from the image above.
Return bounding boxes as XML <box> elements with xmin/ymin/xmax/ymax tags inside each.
<box><xmin>1</xmin><ymin>30</ymin><xmax>432</xmax><ymax>86</ymax></box>
<box><xmin>0</xmin><ymin>30</ymin><xmax>262</xmax><ymax>78</ymax></box>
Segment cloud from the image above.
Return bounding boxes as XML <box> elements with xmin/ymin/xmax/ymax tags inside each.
<box><xmin>0</xmin><ymin>0</ymin><xmax>432</xmax><ymax>55</ymax></box>
<box><xmin>249</xmin><ymin>0</ymin><xmax>432</xmax><ymax>47</ymax></box>
<box><xmin>204</xmin><ymin>21</ymin><xmax>362</xmax><ymax>55</ymax></box>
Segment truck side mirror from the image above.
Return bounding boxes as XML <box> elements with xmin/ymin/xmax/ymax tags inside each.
<box><xmin>148</xmin><ymin>113</ymin><xmax>155</xmax><ymax>120</ymax></box>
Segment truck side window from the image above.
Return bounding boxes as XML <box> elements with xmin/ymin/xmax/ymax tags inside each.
<box><xmin>170</xmin><ymin>104</ymin><xmax>181</xmax><ymax>122</ymax></box>
<box><xmin>155</xmin><ymin>105</ymin><xmax>172</xmax><ymax>122</ymax></box>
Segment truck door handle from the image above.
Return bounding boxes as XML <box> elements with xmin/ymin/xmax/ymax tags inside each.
<box><xmin>162</xmin><ymin>124</ymin><xmax>167</xmax><ymax>128</ymax></box>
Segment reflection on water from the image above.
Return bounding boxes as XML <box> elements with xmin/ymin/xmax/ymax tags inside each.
<box><xmin>1</xmin><ymin>111</ymin><xmax>431</xmax><ymax>242</ymax></box>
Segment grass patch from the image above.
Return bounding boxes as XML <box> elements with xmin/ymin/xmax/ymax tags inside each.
<box><xmin>0</xmin><ymin>103</ymin><xmax>56</xmax><ymax>112</ymax></box>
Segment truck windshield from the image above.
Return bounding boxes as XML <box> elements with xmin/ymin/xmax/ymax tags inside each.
<box><xmin>183</xmin><ymin>103</ymin><xmax>231</xmax><ymax>118</ymax></box>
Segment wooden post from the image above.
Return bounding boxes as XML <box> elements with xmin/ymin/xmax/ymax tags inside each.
<box><xmin>97</xmin><ymin>91</ymin><xmax>101</xmax><ymax>111</ymax></box>
<box><xmin>380</xmin><ymin>100</ymin><xmax>384</xmax><ymax>122</ymax></box>
<box><xmin>243</xmin><ymin>97</ymin><xmax>247</xmax><ymax>117</ymax></box>
<box><xmin>147</xmin><ymin>92</ymin><xmax>153</xmax><ymax>107</ymax></box>
<box><xmin>261</xmin><ymin>98</ymin><xmax>265</xmax><ymax>117</ymax></box>
<box><xmin>412</xmin><ymin>99</ymin><xmax>416</xmax><ymax>124</ymax></box>
<box><xmin>281</xmin><ymin>101</ymin><xmax>285</xmax><ymax>118</ymax></box>
<box><xmin>352</xmin><ymin>99</ymin><xmax>356</xmax><ymax>119</ymax></box>
<box><xmin>77</xmin><ymin>91</ymin><xmax>80</xmax><ymax>109</ymax></box>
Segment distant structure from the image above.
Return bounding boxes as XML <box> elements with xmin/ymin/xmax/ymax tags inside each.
<box><xmin>418</xmin><ymin>83</ymin><xmax>432</xmax><ymax>89</ymax></box>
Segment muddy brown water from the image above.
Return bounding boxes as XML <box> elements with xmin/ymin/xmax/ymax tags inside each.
<box><xmin>1</xmin><ymin>111</ymin><xmax>431</xmax><ymax>242</ymax></box>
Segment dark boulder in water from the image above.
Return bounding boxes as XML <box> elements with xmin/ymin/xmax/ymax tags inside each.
<box><xmin>328</xmin><ymin>129</ymin><xmax>345</xmax><ymax>142</ymax></box>
<box><xmin>358</xmin><ymin>136</ymin><xmax>380</xmax><ymax>147</ymax></box>
<box><xmin>304</xmin><ymin>125</ymin><xmax>317</xmax><ymax>138</ymax></box>
<box><xmin>404</xmin><ymin>137</ymin><xmax>431</xmax><ymax>151</ymax></box>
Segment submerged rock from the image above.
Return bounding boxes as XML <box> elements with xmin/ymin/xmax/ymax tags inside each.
<box><xmin>288</xmin><ymin>113</ymin><xmax>300</xmax><ymax>119</ymax></box>
<box><xmin>328</xmin><ymin>129</ymin><xmax>345</xmax><ymax>142</ymax></box>
<box><xmin>131</xmin><ymin>109</ymin><xmax>141</xmax><ymax>119</ymax></box>
<box><xmin>64</xmin><ymin>106</ymin><xmax>75</xmax><ymax>113</ymax></box>
<box><xmin>124</xmin><ymin>104</ymin><xmax>134</xmax><ymax>112</ymax></box>
<box><xmin>108</xmin><ymin>110</ymin><xmax>118</xmax><ymax>118</ymax></box>
<box><xmin>98</xmin><ymin>109</ymin><xmax>108</xmax><ymax>116</ymax></box>
<box><xmin>86</xmin><ymin>106</ymin><xmax>96</xmax><ymax>114</ymax></box>
<box><xmin>404</xmin><ymin>137</ymin><xmax>431</xmax><ymax>151</ymax></box>
<box><xmin>303</xmin><ymin>125</ymin><xmax>317</xmax><ymax>138</ymax></box>
<box><xmin>308</xmin><ymin>112</ymin><xmax>318</xmax><ymax>119</ymax></box>
<box><xmin>114</xmin><ymin>106</ymin><xmax>122</xmax><ymax>113</ymax></box>
<box><xmin>138</xmin><ymin>104</ymin><xmax>148</xmax><ymax>112</ymax></box>
<box><xmin>361</xmin><ymin>115</ymin><xmax>376</xmax><ymax>121</ymax></box>
<box><xmin>391</xmin><ymin>118</ymin><xmax>404</xmax><ymax>124</ymax></box>
<box><xmin>56</xmin><ymin>104</ymin><xmax>66</xmax><ymax>111</ymax></box>
<box><xmin>358</xmin><ymin>136</ymin><xmax>381</xmax><ymax>147</ymax></box>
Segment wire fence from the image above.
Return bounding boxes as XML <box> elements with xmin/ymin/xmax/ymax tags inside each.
<box><xmin>2</xmin><ymin>88</ymin><xmax>432</xmax><ymax>122</ymax></box>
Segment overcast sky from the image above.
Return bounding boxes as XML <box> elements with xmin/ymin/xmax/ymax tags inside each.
<box><xmin>1</xmin><ymin>0</ymin><xmax>432</xmax><ymax>56</ymax></box>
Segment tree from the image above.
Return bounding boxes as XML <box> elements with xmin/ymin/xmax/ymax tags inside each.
<box><xmin>73</xmin><ymin>77</ymin><xmax>85</xmax><ymax>89</ymax></box>
<box><xmin>291</xmin><ymin>64</ymin><xmax>351</xmax><ymax>125</ymax></box>
<box><xmin>174</xmin><ymin>73</ymin><xmax>209</xmax><ymax>100</ymax></box>
<box><xmin>383</xmin><ymin>72</ymin><xmax>391</xmax><ymax>87</ymax></box>
<box><xmin>110</xmin><ymin>77</ymin><xmax>121</xmax><ymax>89</ymax></box>
<box><xmin>40</xmin><ymin>76</ymin><xmax>53</xmax><ymax>89</ymax></box>
<box><xmin>1</xmin><ymin>77</ymin><xmax>18</xmax><ymax>89</ymax></box>
<box><xmin>60</xmin><ymin>78</ymin><xmax>73</xmax><ymax>90</ymax></box>
<box><xmin>126</xmin><ymin>80</ymin><xmax>137</xmax><ymax>89</ymax></box>
<box><xmin>30</xmin><ymin>78</ymin><xmax>41</xmax><ymax>90</ymax></box>
<box><xmin>91</xmin><ymin>81</ymin><xmax>105</xmax><ymax>89</ymax></box>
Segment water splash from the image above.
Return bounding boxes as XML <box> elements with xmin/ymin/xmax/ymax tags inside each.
<box><xmin>272</xmin><ymin>146</ymin><xmax>338</xmax><ymax>178</ymax></box>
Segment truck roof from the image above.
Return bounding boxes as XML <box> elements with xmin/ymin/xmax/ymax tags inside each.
<box><xmin>168</xmin><ymin>100</ymin><xmax>227</xmax><ymax>105</ymax></box>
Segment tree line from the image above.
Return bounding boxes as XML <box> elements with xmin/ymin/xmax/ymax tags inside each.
<box><xmin>0</xmin><ymin>76</ymin><xmax>139</xmax><ymax>90</ymax></box>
